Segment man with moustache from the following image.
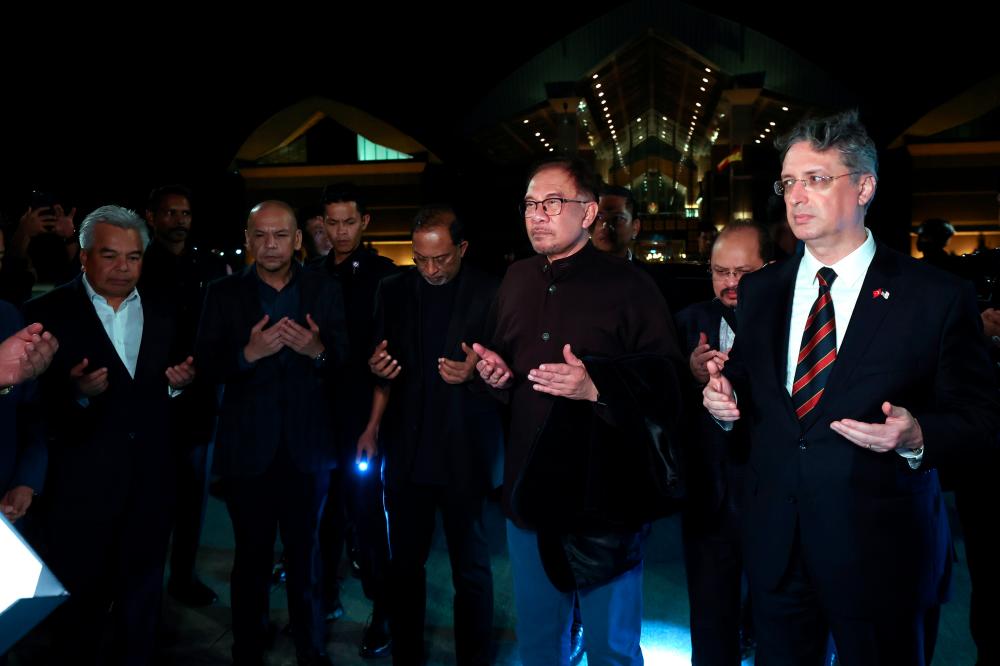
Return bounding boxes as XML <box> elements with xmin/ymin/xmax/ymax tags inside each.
<box><xmin>140</xmin><ymin>184</ymin><xmax>229</xmax><ymax>608</ymax></box>
<box><xmin>591</xmin><ymin>185</ymin><xmax>641</xmax><ymax>260</ymax></box>
<box><xmin>24</xmin><ymin>205</ymin><xmax>196</xmax><ymax>665</ymax></box>
<box><xmin>474</xmin><ymin>158</ymin><xmax>682</xmax><ymax>666</ymax></box>
<box><xmin>703</xmin><ymin>110</ymin><xmax>999</xmax><ymax>665</ymax></box>
<box><xmin>675</xmin><ymin>221</ymin><xmax>769</xmax><ymax>665</ymax></box>
<box><xmin>197</xmin><ymin>201</ymin><xmax>347</xmax><ymax>666</ymax></box>
<box><xmin>362</xmin><ymin>205</ymin><xmax>502</xmax><ymax>666</ymax></box>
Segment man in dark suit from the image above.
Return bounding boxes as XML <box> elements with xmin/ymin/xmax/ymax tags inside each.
<box><xmin>0</xmin><ymin>301</ymin><xmax>55</xmax><ymax>525</ymax></box>
<box><xmin>24</xmin><ymin>205</ymin><xmax>195</xmax><ymax>665</ymax></box>
<box><xmin>675</xmin><ymin>221</ymin><xmax>769</xmax><ymax>666</ymax></box>
<box><xmin>704</xmin><ymin>110</ymin><xmax>1000</xmax><ymax>665</ymax></box>
<box><xmin>196</xmin><ymin>201</ymin><xmax>347</xmax><ymax>666</ymax></box>
<box><xmin>310</xmin><ymin>183</ymin><xmax>398</xmax><ymax>656</ymax></box>
<box><xmin>363</xmin><ymin>206</ymin><xmax>502</xmax><ymax>666</ymax></box>
<box><xmin>140</xmin><ymin>184</ymin><xmax>229</xmax><ymax>608</ymax></box>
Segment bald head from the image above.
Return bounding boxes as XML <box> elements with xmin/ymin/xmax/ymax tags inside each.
<box><xmin>246</xmin><ymin>200</ymin><xmax>302</xmax><ymax>276</ymax></box>
<box><xmin>710</xmin><ymin>225</ymin><xmax>767</xmax><ymax>308</ymax></box>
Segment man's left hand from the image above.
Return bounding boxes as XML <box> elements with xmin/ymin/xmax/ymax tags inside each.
<box><xmin>280</xmin><ymin>314</ymin><xmax>325</xmax><ymax>358</ymax></box>
<box><xmin>438</xmin><ymin>342</ymin><xmax>478</xmax><ymax>385</ymax></box>
<box><xmin>830</xmin><ymin>401</ymin><xmax>924</xmax><ymax>453</ymax></box>
<box><xmin>1</xmin><ymin>485</ymin><xmax>34</xmax><ymax>522</ymax></box>
<box><xmin>527</xmin><ymin>344</ymin><xmax>599</xmax><ymax>401</ymax></box>
<box><xmin>166</xmin><ymin>356</ymin><xmax>196</xmax><ymax>389</ymax></box>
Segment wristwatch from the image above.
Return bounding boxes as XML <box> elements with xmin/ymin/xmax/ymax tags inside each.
<box><xmin>313</xmin><ymin>350</ymin><xmax>328</xmax><ymax>368</ymax></box>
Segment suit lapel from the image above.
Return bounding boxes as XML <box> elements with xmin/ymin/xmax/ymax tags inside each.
<box><xmin>239</xmin><ymin>266</ymin><xmax>265</xmax><ymax>329</ymax></box>
<box><xmin>814</xmin><ymin>245</ymin><xmax>899</xmax><ymax>412</ymax></box>
<box><xmin>71</xmin><ymin>276</ymin><xmax>134</xmax><ymax>382</ymax></box>
<box><xmin>773</xmin><ymin>254</ymin><xmax>802</xmax><ymax>396</ymax></box>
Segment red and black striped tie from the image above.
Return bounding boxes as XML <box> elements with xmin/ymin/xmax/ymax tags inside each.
<box><xmin>792</xmin><ymin>267</ymin><xmax>838</xmax><ymax>419</ymax></box>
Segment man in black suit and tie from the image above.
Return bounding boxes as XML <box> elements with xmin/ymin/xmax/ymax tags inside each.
<box><xmin>196</xmin><ymin>201</ymin><xmax>347</xmax><ymax>666</ymax></box>
<box><xmin>24</xmin><ymin>205</ymin><xmax>195</xmax><ymax>665</ymax></box>
<box><xmin>703</xmin><ymin>110</ymin><xmax>999</xmax><ymax>665</ymax></box>
<box><xmin>675</xmin><ymin>221</ymin><xmax>769</xmax><ymax>665</ymax></box>
<box><xmin>362</xmin><ymin>205</ymin><xmax>502</xmax><ymax>666</ymax></box>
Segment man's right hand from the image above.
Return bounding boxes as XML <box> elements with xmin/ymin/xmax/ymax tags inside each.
<box><xmin>703</xmin><ymin>359</ymin><xmax>739</xmax><ymax>421</ymax></box>
<box><xmin>368</xmin><ymin>339</ymin><xmax>401</xmax><ymax>379</ymax></box>
<box><xmin>70</xmin><ymin>358</ymin><xmax>109</xmax><ymax>397</ymax></box>
<box><xmin>356</xmin><ymin>426</ymin><xmax>378</xmax><ymax>465</ymax></box>
<box><xmin>689</xmin><ymin>332</ymin><xmax>728</xmax><ymax>385</ymax></box>
<box><xmin>472</xmin><ymin>342</ymin><xmax>512</xmax><ymax>389</ymax></box>
<box><xmin>243</xmin><ymin>315</ymin><xmax>286</xmax><ymax>364</ymax></box>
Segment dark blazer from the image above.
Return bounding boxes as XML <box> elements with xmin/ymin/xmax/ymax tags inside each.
<box><xmin>374</xmin><ymin>265</ymin><xmax>503</xmax><ymax>493</ymax></box>
<box><xmin>0</xmin><ymin>301</ymin><xmax>46</xmax><ymax>496</ymax></box>
<box><xmin>196</xmin><ymin>265</ymin><xmax>348</xmax><ymax>477</ymax></box>
<box><xmin>727</xmin><ymin>244</ymin><xmax>999</xmax><ymax>617</ymax></box>
<box><xmin>23</xmin><ymin>276</ymin><xmax>179</xmax><ymax>516</ymax></box>
<box><xmin>675</xmin><ymin>299</ymin><xmax>750</xmax><ymax>519</ymax></box>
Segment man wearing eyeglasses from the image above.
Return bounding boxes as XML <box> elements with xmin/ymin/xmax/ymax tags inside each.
<box><xmin>592</xmin><ymin>185</ymin><xmax>641</xmax><ymax>260</ymax></box>
<box><xmin>361</xmin><ymin>205</ymin><xmax>502</xmax><ymax>666</ymax></box>
<box><xmin>703</xmin><ymin>110</ymin><xmax>999</xmax><ymax>665</ymax></box>
<box><xmin>675</xmin><ymin>221</ymin><xmax>769</xmax><ymax>665</ymax></box>
<box><xmin>474</xmin><ymin>157</ymin><xmax>683</xmax><ymax>666</ymax></box>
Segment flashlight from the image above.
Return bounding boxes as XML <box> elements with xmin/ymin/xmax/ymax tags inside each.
<box><xmin>357</xmin><ymin>455</ymin><xmax>370</xmax><ymax>473</ymax></box>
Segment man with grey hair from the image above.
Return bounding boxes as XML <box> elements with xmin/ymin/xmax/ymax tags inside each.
<box><xmin>703</xmin><ymin>110</ymin><xmax>999</xmax><ymax>665</ymax></box>
<box><xmin>24</xmin><ymin>204</ymin><xmax>195</xmax><ymax>665</ymax></box>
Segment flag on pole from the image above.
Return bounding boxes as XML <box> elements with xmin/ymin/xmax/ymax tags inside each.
<box><xmin>716</xmin><ymin>147</ymin><xmax>743</xmax><ymax>173</ymax></box>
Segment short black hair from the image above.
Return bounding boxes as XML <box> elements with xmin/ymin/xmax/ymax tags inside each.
<box><xmin>147</xmin><ymin>184</ymin><xmax>192</xmax><ymax>213</ymax></box>
<box><xmin>600</xmin><ymin>184</ymin><xmax>638</xmax><ymax>216</ymax></box>
<box><xmin>412</xmin><ymin>204</ymin><xmax>465</xmax><ymax>245</ymax></box>
<box><xmin>320</xmin><ymin>182</ymin><xmax>367</xmax><ymax>216</ymax></box>
<box><xmin>525</xmin><ymin>157</ymin><xmax>601</xmax><ymax>203</ymax></box>
<box><xmin>715</xmin><ymin>220</ymin><xmax>774</xmax><ymax>263</ymax></box>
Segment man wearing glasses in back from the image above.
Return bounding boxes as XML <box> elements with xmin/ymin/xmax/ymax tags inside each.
<box><xmin>675</xmin><ymin>221</ymin><xmax>770</xmax><ymax>665</ymax></box>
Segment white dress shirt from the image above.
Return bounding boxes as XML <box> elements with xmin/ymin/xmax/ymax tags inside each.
<box><xmin>82</xmin><ymin>275</ymin><xmax>143</xmax><ymax>378</ymax></box>
<box><xmin>786</xmin><ymin>230</ymin><xmax>922</xmax><ymax>467</ymax></box>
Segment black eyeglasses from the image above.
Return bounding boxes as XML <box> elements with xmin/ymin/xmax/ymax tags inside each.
<box><xmin>519</xmin><ymin>197</ymin><xmax>592</xmax><ymax>217</ymax></box>
<box><xmin>773</xmin><ymin>173</ymin><xmax>860</xmax><ymax>196</ymax></box>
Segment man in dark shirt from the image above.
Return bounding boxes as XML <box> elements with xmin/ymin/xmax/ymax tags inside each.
<box><xmin>675</xmin><ymin>221</ymin><xmax>769</xmax><ymax>665</ymax></box>
<box><xmin>309</xmin><ymin>183</ymin><xmax>397</xmax><ymax>657</ymax></box>
<box><xmin>140</xmin><ymin>184</ymin><xmax>229</xmax><ymax>608</ymax></box>
<box><xmin>197</xmin><ymin>201</ymin><xmax>347</xmax><ymax>666</ymax></box>
<box><xmin>474</xmin><ymin>158</ymin><xmax>682</xmax><ymax>666</ymax></box>
<box><xmin>362</xmin><ymin>206</ymin><xmax>502</xmax><ymax>666</ymax></box>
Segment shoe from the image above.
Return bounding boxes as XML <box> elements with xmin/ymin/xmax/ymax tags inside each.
<box><xmin>569</xmin><ymin>619</ymin><xmax>584</xmax><ymax>665</ymax></box>
<box><xmin>359</xmin><ymin>616</ymin><xmax>392</xmax><ymax>658</ymax></box>
<box><xmin>167</xmin><ymin>578</ymin><xmax>218</xmax><ymax>607</ymax></box>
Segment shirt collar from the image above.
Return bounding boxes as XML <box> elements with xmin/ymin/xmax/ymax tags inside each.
<box><xmin>82</xmin><ymin>274</ymin><xmax>141</xmax><ymax>309</ymax></box>
<box><xmin>801</xmin><ymin>227</ymin><xmax>876</xmax><ymax>289</ymax></box>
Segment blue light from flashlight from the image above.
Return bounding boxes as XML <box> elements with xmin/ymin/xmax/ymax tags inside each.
<box><xmin>357</xmin><ymin>459</ymin><xmax>370</xmax><ymax>473</ymax></box>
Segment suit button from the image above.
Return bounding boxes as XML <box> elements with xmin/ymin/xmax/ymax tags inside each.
<box><xmin>798</xmin><ymin>437</ymin><xmax>807</xmax><ymax>450</ymax></box>
<box><xmin>787</xmin><ymin>495</ymin><xmax>797</xmax><ymax>504</ymax></box>
<box><xmin>548</xmin><ymin>285</ymin><xmax>557</xmax><ymax>294</ymax></box>
<box><xmin>541</xmin><ymin>332</ymin><xmax>550</xmax><ymax>341</ymax></box>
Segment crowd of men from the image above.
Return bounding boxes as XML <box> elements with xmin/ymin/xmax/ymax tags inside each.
<box><xmin>1</xmin><ymin>109</ymin><xmax>998</xmax><ymax>666</ymax></box>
